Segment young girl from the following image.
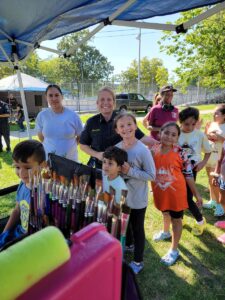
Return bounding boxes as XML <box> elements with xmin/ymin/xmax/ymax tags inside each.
<box><xmin>204</xmin><ymin>104</ymin><xmax>225</xmax><ymax>217</ymax></box>
<box><xmin>154</xmin><ymin>108</ymin><xmax>210</xmax><ymax>241</ymax></box>
<box><xmin>151</xmin><ymin>122</ymin><xmax>202</xmax><ymax>266</ymax></box>
<box><xmin>114</xmin><ymin>112</ymin><xmax>156</xmax><ymax>274</ymax></box>
<box><xmin>212</xmin><ymin>142</ymin><xmax>225</xmax><ymax>243</ymax></box>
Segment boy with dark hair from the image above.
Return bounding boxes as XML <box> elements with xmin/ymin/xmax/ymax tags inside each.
<box><xmin>0</xmin><ymin>140</ymin><xmax>46</xmax><ymax>247</ymax></box>
<box><xmin>102</xmin><ymin>146</ymin><xmax>128</xmax><ymax>204</ymax></box>
<box><xmin>179</xmin><ymin>107</ymin><xmax>199</xmax><ymax>124</ymax></box>
<box><xmin>178</xmin><ymin>107</ymin><xmax>211</xmax><ymax>235</ymax></box>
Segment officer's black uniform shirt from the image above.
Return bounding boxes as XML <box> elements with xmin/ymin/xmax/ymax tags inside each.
<box><xmin>0</xmin><ymin>101</ymin><xmax>10</xmax><ymax>125</ymax></box>
<box><xmin>80</xmin><ymin>111</ymin><xmax>144</xmax><ymax>168</ymax></box>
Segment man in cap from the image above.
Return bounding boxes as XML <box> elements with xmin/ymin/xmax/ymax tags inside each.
<box><xmin>147</xmin><ymin>85</ymin><xmax>179</xmax><ymax>140</ymax></box>
<box><xmin>0</xmin><ymin>100</ymin><xmax>11</xmax><ymax>152</ymax></box>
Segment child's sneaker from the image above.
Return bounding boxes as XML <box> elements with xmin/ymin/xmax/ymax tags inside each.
<box><xmin>191</xmin><ymin>217</ymin><xmax>206</xmax><ymax>236</ymax></box>
<box><xmin>153</xmin><ymin>231</ymin><xmax>171</xmax><ymax>242</ymax></box>
<box><xmin>125</xmin><ymin>244</ymin><xmax>134</xmax><ymax>252</ymax></box>
<box><xmin>214</xmin><ymin>220</ymin><xmax>225</xmax><ymax>229</ymax></box>
<box><xmin>160</xmin><ymin>249</ymin><xmax>179</xmax><ymax>266</ymax></box>
<box><xmin>203</xmin><ymin>199</ymin><xmax>216</xmax><ymax>209</ymax></box>
<box><xmin>214</xmin><ymin>204</ymin><xmax>224</xmax><ymax>217</ymax></box>
<box><xmin>217</xmin><ymin>233</ymin><xmax>225</xmax><ymax>244</ymax></box>
<box><xmin>129</xmin><ymin>261</ymin><xmax>144</xmax><ymax>274</ymax></box>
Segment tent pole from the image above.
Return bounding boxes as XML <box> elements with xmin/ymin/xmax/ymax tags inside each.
<box><xmin>16</xmin><ymin>69</ymin><xmax>32</xmax><ymax>140</ymax></box>
<box><xmin>65</xmin><ymin>0</ymin><xmax>136</xmax><ymax>57</ymax></box>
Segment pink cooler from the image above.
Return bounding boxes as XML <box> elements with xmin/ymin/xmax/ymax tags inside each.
<box><xmin>19</xmin><ymin>223</ymin><xmax>122</xmax><ymax>300</ymax></box>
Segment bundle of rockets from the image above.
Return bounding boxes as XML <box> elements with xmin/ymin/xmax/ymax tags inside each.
<box><xmin>28</xmin><ymin>167</ymin><xmax>130</xmax><ymax>251</ymax></box>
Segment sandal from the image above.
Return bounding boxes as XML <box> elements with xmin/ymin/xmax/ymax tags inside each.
<box><xmin>160</xmin><ymin>250</ymin><xmax>179</xmax><ymax>266</ymax></box>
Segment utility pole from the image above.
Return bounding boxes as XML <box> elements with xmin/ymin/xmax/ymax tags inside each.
<box><xmin>137</xmin><ymin>28</ymin><xmax>141</xmax><ymax>93</ymax></box>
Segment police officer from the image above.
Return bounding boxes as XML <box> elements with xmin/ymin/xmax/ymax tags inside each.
<box><xmin>80</xmin><ymin>86</ymin><xmax>155</xmax><ymax>169</ymax></box>
<box><xmin>0</xmin><ymin>100</ymin><xmax>11</xmax><ymax>152</ymax></box>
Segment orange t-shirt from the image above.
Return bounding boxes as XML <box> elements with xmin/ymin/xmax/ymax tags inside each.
<box><xmin>151</xmin><ymin>144</ymin><xmax>191</xmax><ymax>212</ymax></box>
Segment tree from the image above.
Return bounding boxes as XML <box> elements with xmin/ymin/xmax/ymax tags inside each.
<box><xmin>159</xmin><ymin>8</ymin><xmax>225</xmax><ymax>89</ymax></box>
<box><xmin>120</xmin><ymin>57</ymin><xmax>168</xmax><ymax>88</ymax></box>
<box><xmin>39</xmin><ymin>57</ymin><xmax>62</xmax><ymax>83</ymax></box>
<box><xmin>57</xmin><ymin>31</ymin><xmax>114</xmax><ymax>85</ymax></box>
<box><xmin>0</xmin><ymin>65</ymin><xmax>14</xmax><ymax>78</ymax></box>
<box><xmin>21</xmin><ymin>52</ymin><xmax>41</xmax><ymax>77</ymax></box>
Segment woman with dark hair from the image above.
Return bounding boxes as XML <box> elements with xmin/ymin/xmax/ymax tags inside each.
<box><xmin>35</xmin><ymin>84</ymin><xmax>83</xmax><ymax>161</ymax></box>
<box><xmin>147</xmin><ymin>85</ymin><xmax>179</xmax><ymax>141</ymax></box>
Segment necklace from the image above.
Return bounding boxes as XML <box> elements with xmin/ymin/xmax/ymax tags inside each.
<box><xmin>52</xmin><ymin>106</ymin><xmax>64</xmax><ymax>114</ymax></box>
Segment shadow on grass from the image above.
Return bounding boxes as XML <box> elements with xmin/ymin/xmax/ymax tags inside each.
<box><xmin>130</xmin><ymin>201</ymin><xmax>225</xmax><ymax>300</ymax></box>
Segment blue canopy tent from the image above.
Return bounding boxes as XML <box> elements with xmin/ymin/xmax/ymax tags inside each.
<box><xmin>0</xmin><ymin>0</ymin><xmax>225</xmax><ymax>138</ymax></box>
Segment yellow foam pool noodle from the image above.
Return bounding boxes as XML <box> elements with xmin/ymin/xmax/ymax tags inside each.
<box><xmin>0</xmin><ymin>226</ymin><xmax>71</xmax><ymax>300</ymax></box>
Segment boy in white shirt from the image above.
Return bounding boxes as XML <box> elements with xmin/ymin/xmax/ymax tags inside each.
<box><xmin>178</xmin><ymin>107</ymin><xmax>211</xmax><ymax>235</ymax></box>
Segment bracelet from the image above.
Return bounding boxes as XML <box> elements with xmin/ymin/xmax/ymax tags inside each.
<box><xmin>210</xmin><ymin>172</ymin><xmax>220</xmax><ymax>178</ymax></box>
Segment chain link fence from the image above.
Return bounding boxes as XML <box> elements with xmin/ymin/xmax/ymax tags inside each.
<box><xmin>55</xmin><ymin>81</ymin><xmax>225</xmax><ymax>112</ymax></box>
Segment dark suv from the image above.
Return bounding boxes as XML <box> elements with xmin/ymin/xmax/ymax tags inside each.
<box><xmin>115</xmin><ymin>93</ymin><xmax>152</xmax><ymax>113</ymax></box>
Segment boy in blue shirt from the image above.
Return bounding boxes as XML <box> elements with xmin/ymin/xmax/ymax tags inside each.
<box><xmin>0</xmin><ymin>140</ymin><xmax>45</xmax><ymax>247</ymax></box>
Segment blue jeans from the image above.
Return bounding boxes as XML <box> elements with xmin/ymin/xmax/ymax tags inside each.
<box><xmin>17</xmin><ymin>118</ymin><xmax>25</xmax><ymax>130</ymax></box>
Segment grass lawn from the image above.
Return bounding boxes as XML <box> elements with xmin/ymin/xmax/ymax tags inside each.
<box><xmin>1</xmin><ymin>107</ymin><xmax>225</xmax><ymax>299</ymax></box>
<box><xmin>180</xmin><ymin>104</ymin><xmax>217</xmax><ymax>111</ymax></box>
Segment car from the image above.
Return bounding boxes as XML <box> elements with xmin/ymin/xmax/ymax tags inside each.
<box><xmin>115</xmin><ymin>93</ymin><xmax>152</xmax><ymax>113</ymax></box>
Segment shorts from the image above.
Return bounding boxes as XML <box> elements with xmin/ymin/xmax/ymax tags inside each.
<box><xmin>219</xmin><ymin>177</ymin><xmax>225</xmax><ymax>191</ymax></box>
<box><xmin>163</xmin><ymin>210</ymin><xmax>184</xmax><ymax>219</ymax></box>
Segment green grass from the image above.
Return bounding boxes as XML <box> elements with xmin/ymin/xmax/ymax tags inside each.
<box><xmin>1</xmin><ymin>106</ymin><xmax>225</xmax><ymax>300</ymax></box>
<box><xmin>9</xmin><ymin>121</ymin><xmax>35</xmax><ymax>131</ymax></box>
<box><xmin>180</xmin><ymin>104</ymin><xmax>216</xmax><ymax>111</ymax></box>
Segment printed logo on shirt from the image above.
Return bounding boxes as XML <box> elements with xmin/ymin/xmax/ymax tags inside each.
<box><xmin>171</xmin><ymin>112</ymin><xmax>177</xmax><ymax>119</ymax></box>
<box><xmin>91</xmin><ymin>129</ymin><xmax>100</xmax><ymax>132</ymax></box>
<box><xmin>20</xmin><ymin>200</ymin><xmax>30</xmax><ymax>232</ymax></box>
<box><xmin>155</xmin><ymin>167</ymin><xmax>176</xmax><ymax>191</ymax></box>
<box><xmin>181</xmin><ymin>143</ymin><xmax>195</xmax><ymax>160</ymax></box>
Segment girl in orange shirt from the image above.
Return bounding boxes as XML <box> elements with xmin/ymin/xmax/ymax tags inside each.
<box><xmin>151</xmin><ymin>122</ymin><xmax>202</xmax><ymax>266</ymax></box>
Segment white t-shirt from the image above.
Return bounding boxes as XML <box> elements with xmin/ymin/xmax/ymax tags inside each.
<box><xmin>178</xmin><ymin>129</ymin><xmax>211</xmax><ymax>163</ymax></box>
<box><xmin>206</xmin><ymin>122</ymin><xmax>225</xmax><ymax>167</ymax></box>
<box><xmin>35</xmin><ymin>108</ymin><xmax>83</xmax><ymax>161</ymax></box>
<box><xmin>102</xmin><ymin>174</ymin><xmax>128</xmax><ymax>204</ymax></box>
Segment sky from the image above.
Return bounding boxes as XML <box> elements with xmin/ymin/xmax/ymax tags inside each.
<box><xmin>36</xmin><ymin>14</ymin><xmax>180</xmax><ymax>79</ymax></box>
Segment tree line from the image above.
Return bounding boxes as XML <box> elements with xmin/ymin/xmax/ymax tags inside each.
<box><xmin>0</xmin><ymin>8</ymin><xmax>224</xmax><ymax>92</ymax></box>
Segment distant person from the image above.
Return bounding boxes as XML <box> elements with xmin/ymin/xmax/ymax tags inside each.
<box><xmin>35</xmin><ymin>84</ymin><xmax>83</xmax><ymax>161</ymax></box>
<box><xmin>0</xmin><ymin>140</ymin><xmax>46</xmax><ymax>248</ymax></box>
<box><xmin>0</xmin><ymin>100</ymin><xmax>11</xmax><ymax>152</ymax></box>
<box><xmin>147</xmin><ymin>85</ymin><xmax>179</xmax><ymax>140</ymax></box>
<box><xmin>16</xmin><ymin>104</ymin><xmax>25</xmax><ymax>132</ymax></box>
<box><xmin>7</xmin><ymin>93</ymin><xmax>18</xmax><ymax>110</ymax></box>
<box><xmin>80</xmin><ymin>86</ymin><xmax>155</xmax><ymax>169</ymax></box>
<box><xmin>142</xmin><ymin>92</ymin><xmax>162</xmax><ymax>129</ymax></box>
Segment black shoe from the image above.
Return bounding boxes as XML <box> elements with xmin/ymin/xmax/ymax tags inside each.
<box><xmin>6</xmin><ymin>148</ymin><xmax>11</xmax><ymax>153</ymax></box>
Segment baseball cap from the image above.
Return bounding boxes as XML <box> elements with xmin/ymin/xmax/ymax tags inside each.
<box><xmin>160</xmin><ymin>85</ymin><xmax>177</xmax><ymax>94</ymax></box>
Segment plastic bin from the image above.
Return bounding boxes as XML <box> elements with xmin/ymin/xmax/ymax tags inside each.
<box><xmin>18</xmin><ymin>223</ymin><xmax>122</xmax><ymax>300</ymax></box>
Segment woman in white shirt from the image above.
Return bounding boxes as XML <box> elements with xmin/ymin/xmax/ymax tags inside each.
<box><xmin>35</xmin><ymin>84</ymin><xmax>83</xmax><ymax>161</ymax></box>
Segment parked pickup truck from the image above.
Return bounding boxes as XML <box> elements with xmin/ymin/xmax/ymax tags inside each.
<box><xmin>115</xmin><ymin>93</ymin><xmax>152</xmax><ymax>113</ymax></box>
